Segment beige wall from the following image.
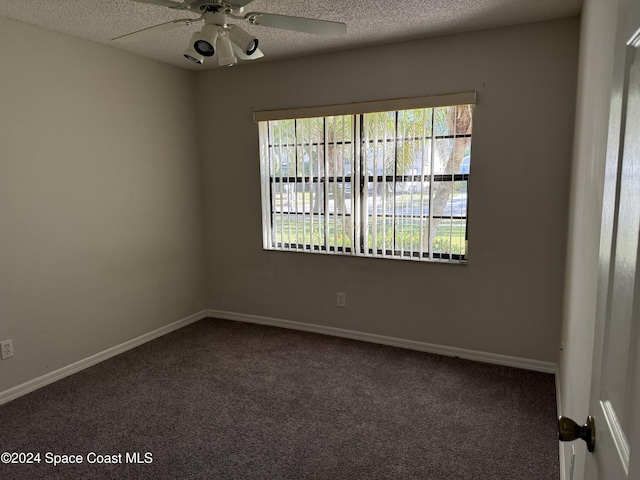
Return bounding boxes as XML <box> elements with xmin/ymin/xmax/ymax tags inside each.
<box><xmin>0</xmin><ymin>17</ymin><xmax>206</xmax><ymax>392</ymax></box>
<box><xmin>198</xmin><ymin>18</ymin><xmax>579</xmax><ymax>363</ymax></box>
<box><xmin>0</xmin><ymin>14</ymin><xmax>580</xmax><ymax>397</ymax></box>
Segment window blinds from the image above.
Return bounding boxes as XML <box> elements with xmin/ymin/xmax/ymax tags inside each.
<box><xmin>253</xmin><ymin>92</ymin><xmax>476</xmax><ymax>122</ymax></box>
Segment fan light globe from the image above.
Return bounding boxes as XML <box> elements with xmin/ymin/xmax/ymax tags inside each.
<box><xmin>184</xmin><ymin>33</ymin><xmax>204</xmax><ymax>64</ymax></box>
<box><xmin>229</xmin><ymin>26</ymin><xmax>259</xmax><ymax>56</ymax></box>
<box><xmin>216</xmin><ymin>34</ymin><xmax>237</xmax><ymax>67</ymax></box>
<box><xmin>184</xmin><ymin>53</ymin><xmax>204</xmax><ymax>64</ymax></box>
<box><xmin>194</xmin><ymin>24</ymin><xmax>218</xmax><ymax>57</ymax></box>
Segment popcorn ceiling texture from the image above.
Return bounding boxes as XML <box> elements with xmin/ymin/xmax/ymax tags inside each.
<box><xmin>0</xmin><ymin>0</ymin><xmax>582</xmax><ymax>69</ymax></box>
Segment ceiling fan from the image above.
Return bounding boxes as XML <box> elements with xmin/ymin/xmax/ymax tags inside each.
<box><xmin>112</xmin><ymin>0</ymin><xmax>347</xmax><ymax>67</ymax></box>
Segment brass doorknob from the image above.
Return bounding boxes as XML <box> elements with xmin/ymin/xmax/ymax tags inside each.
<box><xmin>558</xmin><ymin>416</ymin><xmax>595</xmax><ymax>452</ymax></box>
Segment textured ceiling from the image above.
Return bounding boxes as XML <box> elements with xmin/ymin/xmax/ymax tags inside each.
<box><xmin>0</xmin><ymin>0</ymin><xmax>582</xmax><ymax>70</ymax></box>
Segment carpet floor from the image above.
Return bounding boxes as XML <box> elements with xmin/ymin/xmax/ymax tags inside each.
<box><xmin>0</xmin><ymin>318</ymin><xmax>559</xmax><ymax>479</ymax></box>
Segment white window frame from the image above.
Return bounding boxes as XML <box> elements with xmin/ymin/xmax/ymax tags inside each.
<box><xmin>256</xmin><ymin>92</ymin><xmax>475</xmax><ymax>264</ymax></box>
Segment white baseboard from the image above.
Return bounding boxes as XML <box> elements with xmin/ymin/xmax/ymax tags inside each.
<box><xmin>0</xmin><ymin>310</ymin><xmax>208</xmax><ymax>406</ymax></box>
<box><xmin>0</xmin><ymin>309</ymin><xmax>557</xmax><ymax>408</ymax></box>
<box><xmin>207</xmin><ymin>309</ymin><xmax>557</xmax><ymax>373</ymax></box>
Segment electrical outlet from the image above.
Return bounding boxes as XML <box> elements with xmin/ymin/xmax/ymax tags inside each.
<box><xmin>1</xmin><ymin>339</ymin><xmax>13</xmax><ymax>360</ymax></box>
<box><xmin>337</xmin><ymin>292</ymin><xmax>346</xmax><ymax>308</ymax></box>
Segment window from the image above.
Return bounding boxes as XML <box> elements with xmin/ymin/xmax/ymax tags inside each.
<box><xmin>257</xmin><ymin>93</ymin><xmax>474</xmax><ymax>263</ymax></box>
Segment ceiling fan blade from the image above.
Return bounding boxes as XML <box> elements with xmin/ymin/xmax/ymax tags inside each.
<box><xmin>127</xmin><ymin>0</ymin><xmax>189</xmax><ymax>9</ymax></box>
<box><xmin>112</xmin><ymin>18</ymin><xmax>195</xmax><ymax>43</ymax></box>
<box><xmin>232</xmin><ymin>43</ymin><xmax>264</xmax><ymax>61</ymax></box>
<box><xmin>246</xmin><ymin>13</ymin><xmax>346</xmax><ymax>36</ymax></box>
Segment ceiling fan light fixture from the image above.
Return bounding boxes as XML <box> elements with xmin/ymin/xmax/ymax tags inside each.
<box><xmin>184</xmin><ymin>33</ymin><xmax>204</xmax><ymax>64</ymax></box>
<box><xmin>193</xmin><ymin>24</ymin><xmax>219</xmax><ymax>57</ymax></box>
<box><xmin>216</xmin><ymin>34</ymin><xmax>237</xmax><ymax>67</ymax></box>
<box><xmin>184</xmin><ymin>53</ymin><xmax>204</xmax><ymax>64</ymax></box>
<box><xmin>112</xmin><ymin>0</ymin><xmax>348</xmax><ymax>66</ymax></box>
<box><xmin>229</xmin><ymin>25</ymin><xmax>259</xmax><ymax>56</ymax></box>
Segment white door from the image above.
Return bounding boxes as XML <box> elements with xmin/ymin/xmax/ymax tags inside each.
<box><xmin>583</xmin><ymin>0</ymin><xmax>640</xmax><ymax>477</ymax></box>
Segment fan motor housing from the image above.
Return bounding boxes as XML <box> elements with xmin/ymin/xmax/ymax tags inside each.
<box><xmin>188</xmin><ymin>0</ymin><xmax>238</xmax><ymax>14</ymax></box>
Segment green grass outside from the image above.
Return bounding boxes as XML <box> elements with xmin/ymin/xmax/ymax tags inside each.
<box><xmin>273</xmin><ymin>215</ymin><xmax>466</xmax><ymax>255</ymax></box>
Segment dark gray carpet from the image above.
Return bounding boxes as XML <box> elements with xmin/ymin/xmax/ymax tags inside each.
<box><xmin>0</xmin><ymin>318</ymin><xmax>559</xmax><ymax>479</ymax></box>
